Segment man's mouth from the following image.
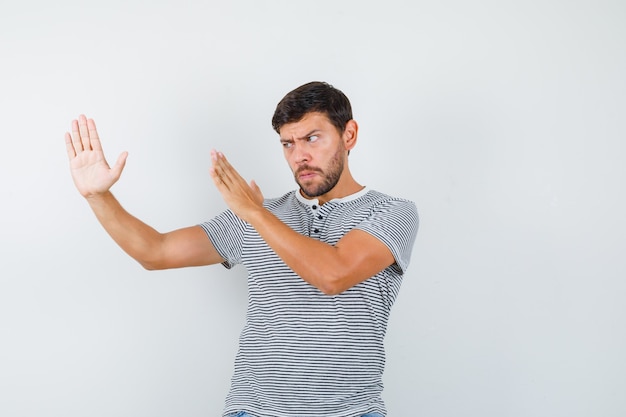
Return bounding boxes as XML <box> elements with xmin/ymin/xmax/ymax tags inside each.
<box><xmin>298</xmin><ymin>171</ymin><xmax>317</xmax><ymax>180</ymax></box>
<box><xmin>296</xmin><ymin>167</ymin><xmax>321</xmax><ymax>181</ymax></box>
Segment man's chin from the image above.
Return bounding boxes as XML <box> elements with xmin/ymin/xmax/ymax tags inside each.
<box><xmin>297</xmin><ymin>182</ymin><xmax>325</xmax><ymax>198</ymax></box>
<box><xmin>299</xmin><ymin>187</ymin><xmax>319</xmax><ymax>198</ymax></box>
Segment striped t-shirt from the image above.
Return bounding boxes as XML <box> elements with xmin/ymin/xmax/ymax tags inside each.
<box><xmin>200</xmin><ymin>187</ymin><xmax>419</xmax><ymax>417</ymax></box>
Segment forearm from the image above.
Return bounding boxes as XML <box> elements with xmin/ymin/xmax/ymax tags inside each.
<box><xmin>247</xmin><ymin>208</ymin><xmax>345</xmax><ymax>294</ymax></box>
<box><xmin>85</xmin><ymin>191</ymin><xmax>164</xmax><ymax>268</ymax></box>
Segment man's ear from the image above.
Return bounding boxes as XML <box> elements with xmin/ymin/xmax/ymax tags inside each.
<box><xmin>343</xmin><ymin>119</ymin><xmax>358</xmax><ymax>151</ymax></box>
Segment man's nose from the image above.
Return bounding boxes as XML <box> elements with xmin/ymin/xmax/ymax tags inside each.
<box><xmin>292</xmin><ymin>143</ymin><xmax>310</xmax><ymax>164</ymax></box>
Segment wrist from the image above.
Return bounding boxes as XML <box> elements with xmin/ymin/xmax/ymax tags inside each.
<box><xmin>245</xmin><ymin>205</ymin><xmax>270</xmax><ymax>226</ymax></box>
<box><xmin>85</xmin><ymin>191</ymin><xmax>114</xmax><ymax>206</ymax></box>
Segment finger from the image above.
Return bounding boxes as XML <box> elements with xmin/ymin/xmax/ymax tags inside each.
<box><xmin>211</xmin><ymin>150</ymin><xmax>232</xmax><ymax>185</ymax></box>
<box><xmin>215</xmin><ymin>151</ymin><xmax>241</xmax><ymax>185</ymax></box>
<box><xmin>78</xmin><ymin>114</ymin><xmax>91</xmax><ymax>151</ymax></box>
<box><xmin>71</xmin><ymin>119</ymin><xmax>83</xmax><ymax>153</ymax></box>
<box><xmin>214</xmin><ymin>156</ymin><xmax>233</xmax><ymax>184</ymax></box>
<box><xmin>209</xmin><ymin>165</ymin><xmax>230</xmax><ymax>191</ymax></box>
<box><xmin>87</xmin><ymin>118</ymin><xmax>103</xmax><ymax>153</ymax></box>
<box><xmin>217</xmin><ymin>151</ymin><xmax>235</xmax><ymax>171</ymax></box>
<box><xmin>209</xmin><ymin>151</ymin><xmax>224</xmax><ymax>185</ymax></box>
<box><xmin>64</xmin><ymin>132</ymin><xmax>76</xmax><ymax>159</ymax></box>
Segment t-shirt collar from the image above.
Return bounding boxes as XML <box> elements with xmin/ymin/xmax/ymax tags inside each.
<box><xmin>295</xmin><ymin>186</ymin><xmax>369</xmax><ymax>207</ymax></box>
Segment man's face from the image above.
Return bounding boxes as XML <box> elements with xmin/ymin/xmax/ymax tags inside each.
<box><xmin>279</xmin><ymin>112</ymin><xmax>347</xmax><ymax>199</ymax></box>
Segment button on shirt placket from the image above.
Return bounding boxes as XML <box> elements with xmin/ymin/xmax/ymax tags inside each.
<box><xmin>310</xmin><ymin>204</ymin><xmax>325</xmax><ymax>238</ymax></box>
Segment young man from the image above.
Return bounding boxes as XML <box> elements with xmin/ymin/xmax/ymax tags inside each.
<box><xmin>65</xmin><ymin>81</ymin><xmax>419</xmax><ymax>417</ymax></box>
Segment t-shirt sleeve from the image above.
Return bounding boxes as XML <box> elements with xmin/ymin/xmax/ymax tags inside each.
<box><xmin>355</xmin><ymin>199</ymin><xmax>419</xmax><ymax>274</ymax></box>
<box><xmin>199</xmin><ymin>209</ymin><xmax>247</xmax><ymax>269</ymax></box>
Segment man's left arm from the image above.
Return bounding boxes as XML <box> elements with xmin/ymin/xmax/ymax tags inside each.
<box><xmin>252</xmin><ymin>214</ymin><xmax>394</xmax><ymax>295</ymax></box>
<box><xmin>209</xmin><ymin>150</ymin><xmax>404</xmax><ymax>295</ymax></box>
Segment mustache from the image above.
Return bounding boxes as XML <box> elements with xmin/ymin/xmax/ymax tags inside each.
<box><xmin>295</xmin><ymin>165</ymin><xmax>323</xmax><ymax>175</ymax></box>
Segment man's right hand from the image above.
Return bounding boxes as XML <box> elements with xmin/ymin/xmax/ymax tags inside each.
<box><xmin>65</xmin><ymin>114</ymin><xmax>128</xmax><ymax>198</ymax></box>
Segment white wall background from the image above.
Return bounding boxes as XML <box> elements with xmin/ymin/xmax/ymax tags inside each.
<box><xmin>1</xmin><ymin>1</ymin><xmax>625</xmax><ymax>416</ymax></box>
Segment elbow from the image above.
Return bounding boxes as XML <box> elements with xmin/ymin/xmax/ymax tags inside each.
<box><xmin>318</xmin><ymin>276</ymin><xmax>347</xmax><ymax>296</ymax></box>
<box><xmin>314</xmin><ymin>265</ymin><xmax>355</xmax><ymax>296</ymax></box>
<box><xmin>141</xmin><ymin>262</ymin><xmax>157</xmax><ymax>271</ymax></box>
<box><xmin>138</xmin><ymin>258</ymin><xmax>165</xmax><ymax>271</ymax></box>
<box><xmin>320</xmin><ymin>286</ymin><xmax>344</xmax><ymax>296</ymax></box>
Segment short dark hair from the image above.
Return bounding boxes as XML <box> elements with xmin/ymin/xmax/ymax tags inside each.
<box><xmin>272</xmin><ymin>81</ymin><xmax>353</xmax><ymax>134</ymax></box>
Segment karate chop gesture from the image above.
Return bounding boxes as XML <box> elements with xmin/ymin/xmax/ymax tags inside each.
<box><xmin>210</xmin><ymin>149</ymin><xmax>264</xmax><ymax>223</ymax></box>
<box><xmin>65</xmin><ymin>115</ymin><xmax>128</xmax><ymax>198</ymax></box>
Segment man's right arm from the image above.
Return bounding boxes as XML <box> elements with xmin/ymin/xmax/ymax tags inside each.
<box><xmin>85</xmin><ymin>191</ymin><xmax>224</xmax><ymax>270</ymax></box>
<box><xmin>66</xmin><ymin>114</ymin><xmax>224</xmax><ymax>270</ymax></box>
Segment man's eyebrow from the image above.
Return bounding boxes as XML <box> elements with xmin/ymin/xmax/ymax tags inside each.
<box><xmin>280</xmin><ymin>129</ymin><xmax>321</xmax><ymax>142</ymax></box>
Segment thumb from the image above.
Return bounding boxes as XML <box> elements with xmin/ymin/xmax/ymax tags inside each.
<box><xmin>249</xmin><ymin>179</ymin><xmax>264</xmax><ymax>203</ymax></box>
<box><xmin>111</xmin><ymin>151</ymin><xmax>129</xmax><ymax>179</ymax></box>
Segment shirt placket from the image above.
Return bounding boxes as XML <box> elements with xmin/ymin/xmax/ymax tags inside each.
<box><xmin>309</xmin><ymin>203</ymin><xmax>332</xmax><ymax>239</ymax></box>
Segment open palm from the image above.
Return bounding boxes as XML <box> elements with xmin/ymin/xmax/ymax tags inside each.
<box><xmin>65</xmin><ymin>115</ymin><xmax>127</xmax><ymax>198</ymax></box>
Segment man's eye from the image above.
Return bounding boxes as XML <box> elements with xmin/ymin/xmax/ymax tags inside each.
<box><xmin>282</xmin><ymin>142</ymin><xmax>293</xmax><ymax>148</ymax></box>
<box><xmin>307</xmin><ymin>135</ymin><xmax>319</xmax><ymax>143</ymax></box>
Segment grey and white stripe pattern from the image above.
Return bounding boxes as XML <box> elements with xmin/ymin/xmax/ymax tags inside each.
<box><xmin>200</xmin><ymin>188</ymin><xmax>419</xmax><ymax>417</ymax></box>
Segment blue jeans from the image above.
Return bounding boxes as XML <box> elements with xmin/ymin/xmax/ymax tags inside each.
<box><xmin>225</xmin><ymin>413</ymin><xmax>383</xmax><ymax>417</ymax></box>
